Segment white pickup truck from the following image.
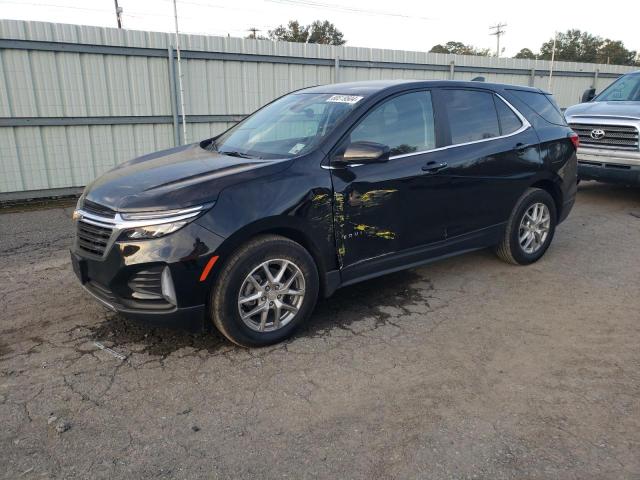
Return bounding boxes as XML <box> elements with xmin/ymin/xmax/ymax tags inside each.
<box><xmin>565</xmin><ymin>71</ymin><xmax>640</xmax><ymax>186</ymax></box>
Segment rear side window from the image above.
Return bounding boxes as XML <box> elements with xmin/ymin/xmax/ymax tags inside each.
<box><xmin>441</xmin><ymin>89</ymin><xmax>500</xmax><ymax>145</ymax></box>
<box><xmin>509</xmin><ymin>90</ymin><xmax>566</xmax><ymax>125</ymax></box>
<box><xmin>494</xmin><ymin>96</ymin><xmax>522</xmax><ymax>135</ymax></box>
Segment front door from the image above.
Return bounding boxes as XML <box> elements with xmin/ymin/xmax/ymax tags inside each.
<box><xmin>329</xmin><ymin>90</ymin><xmax>449</xmax><ymax>279</ymax></box>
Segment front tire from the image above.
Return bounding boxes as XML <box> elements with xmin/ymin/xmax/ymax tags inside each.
<box><xmin>210</xmin><ymin>235</ymin><xmax>319</xmax><ymax>347</ymax></box>
<box><xmin>496</xmin><ymin>188</ymin><xmax>557</xmax><ymax>265</ymax></box>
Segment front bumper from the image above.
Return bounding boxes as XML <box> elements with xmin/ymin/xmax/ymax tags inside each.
<box><xmin>577</xmin><ymin>147</ymin><xmax>640</xmax><ymax>186</ymax></box>
<box><xmin>71</xmin><ymin>221</ymin><xmax>224</xmax><ymax>331</ymax></box>
<box><xmin>81</xmin><ymin>278</ymin><xmax>206</xmax><ymax>330</ymax></box>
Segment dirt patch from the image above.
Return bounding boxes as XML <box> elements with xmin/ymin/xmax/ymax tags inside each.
<box><xmin>0</xmin><ymin>196</ymin><xmax>77</xmax><ymax>214</ymax></box>
<box><xmin>88</xmin><ymin>313</ymin><xmax>228</xmax><ymax>359</ymax></box>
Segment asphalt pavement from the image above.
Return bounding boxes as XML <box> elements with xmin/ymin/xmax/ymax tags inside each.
<box><xmin>1</xmin><ymin>183</ymin><xmax>639</xmax><ymax>479</ymax></box>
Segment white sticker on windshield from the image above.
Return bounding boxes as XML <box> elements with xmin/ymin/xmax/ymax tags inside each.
<box><xmin>326</xmin><ymin>95</ymin><xmax>363</xmax><ymax>104</ymax></box>
<box><xmin>289</xmin><ymin>143</ymin><xmax>306</xmax><ymax>155</ymax></box>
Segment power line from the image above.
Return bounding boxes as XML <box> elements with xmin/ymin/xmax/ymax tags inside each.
<box><xmin>489</xmin><ymin>22</ymin><xmax>507</xmax><ymax>57</ymax></box>
<box><xmin>265</xmin><ymin>0</ymin><xmax>432</xmax><ymax>21</ymax></box>
<box><xmin>0</xmin><ymin>0</ymin><xmax>112</xmax><ymax>13</ymax></box>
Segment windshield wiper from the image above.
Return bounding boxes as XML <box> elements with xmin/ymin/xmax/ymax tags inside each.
<box><xmin>219</xmin><ymin>150</ymin><xmax>261</xmax><ymax>159</ymax></box>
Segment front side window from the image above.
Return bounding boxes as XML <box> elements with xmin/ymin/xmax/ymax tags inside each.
<box><xmin>441</xmin><ymin>89</ymin><xmax>500</xmax><ymax>145</ymax></box>
<box><xmin>349</xmin><ymin>91</ymin><xmax>436</xmax><ymax>156</ymax></box>
<box><xmin>212</xmin><ymin>93</ymin><xmax>359</xmax><ymax>159</ymax></box>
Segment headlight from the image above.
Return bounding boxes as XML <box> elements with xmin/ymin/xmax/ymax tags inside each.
<box><xmin>121</xmin><ymin>221</ymin><xmax>188</xmax><ymax>240</ymax></box>
<box><xmin>72</xmin><ymin>195</ymin><xmax>84</xmax><ymax>220</ymax></box>
<box><xmin>117</xmin><ymin>203</ymin><xmax>213</xmax><ymax>241</ymax></box>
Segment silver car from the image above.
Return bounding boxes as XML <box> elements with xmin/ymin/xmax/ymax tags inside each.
<box><xmin>565</xmin><ymin>71</ymin><xmax>640</xmax><ymax>186</ymax></box>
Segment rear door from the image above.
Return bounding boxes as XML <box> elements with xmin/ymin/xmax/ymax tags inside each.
<box><xmin>433</xmin><ymin>88</ymin><xmax>541</xmax><ymax>238</ymax></box>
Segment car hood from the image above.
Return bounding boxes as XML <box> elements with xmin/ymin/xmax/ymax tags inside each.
<box><xmin>565</xmin><ymin>101</ymin><xmax>640</xmax><ymax>120</ymax></box>
<box><xmin>83</xmin><ymin>143</ymin><xmax>292</xmax><ymax>212</ymax></box>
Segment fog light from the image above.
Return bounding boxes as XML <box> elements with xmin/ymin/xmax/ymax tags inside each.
<box><xmin>161</xmin><ymin>266</ymin><xmax>177</xmax><ymax>306</ymax></box>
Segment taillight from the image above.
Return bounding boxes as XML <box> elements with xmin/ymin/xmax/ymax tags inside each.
<box><xmin>569</xmin><ymin>132</ymin><xmax>579</xmax><ymax>150</ymax></box>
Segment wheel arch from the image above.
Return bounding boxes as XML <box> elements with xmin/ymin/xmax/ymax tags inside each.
<box><xmin>530</xmin><ymin>177</ymin><xmax>563</xmax><ymax>217</ymax></box>
<box><xmin>205</xmin><ymin>216</ymin><xmax>337</xmax><ymax>298</ymax></box>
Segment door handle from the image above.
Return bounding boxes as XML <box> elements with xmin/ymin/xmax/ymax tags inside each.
<box><xmin>422</xmin><ymin>161</ymin><xmax>448</xmax><ymax>173</ymax></box>
<box><xmin>515</xmin><ymin>142</ymin><xmax>531</xmax><ymax>153</ymax></box>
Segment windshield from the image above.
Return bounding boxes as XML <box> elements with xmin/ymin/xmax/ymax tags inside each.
<box><xmin>210</xmin><ymin>93</ymin><xmax>361</xmax><ymax>159</ymax></box>
<box><xmin>594</xmin><ymin>73</ymin><xmax>640</xmax><ymax>102</ymax></box>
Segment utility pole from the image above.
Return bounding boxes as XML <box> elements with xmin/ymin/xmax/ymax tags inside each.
<box><xmin>113</xmin><ymin>0</ymin><xmax>123</xmax><ymax>29</ymax></box>
<box><xmin>548</xmin><ymin>31</ymin><xmax>557</xmax><ymax>91</ymax></box>
<box><xmin>247</xmin><ymin>27</ymin><xmax>261</xmax><ymax>39</ymax></box>
<box><xmin>489</xmin><ymin>23</ymin><xmax>507</xmax><ymax>57</ymax></box>
<box><xmin>173</xmin><ymin>0</ymin><xmax>187</xmax><ymax>144</ymax></box>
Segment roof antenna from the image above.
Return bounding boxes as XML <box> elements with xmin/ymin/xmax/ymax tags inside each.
<box><xmin>471</xmin><ymin>76</ymin><xmax>486</xmax><ymax>82</ymax></box>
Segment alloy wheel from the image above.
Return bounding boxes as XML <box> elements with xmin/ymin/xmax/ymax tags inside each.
<box><xmin>237</xmin><ymin>259</ymin><xmax>305</xmax><ymax>332</ymax></box>
<box><xmin>518</xmin><ymin>202</ymin><xmax>551</xmax><ymax>254</ymax></box>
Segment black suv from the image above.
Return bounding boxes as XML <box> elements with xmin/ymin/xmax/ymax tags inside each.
<box><xmin>71</xmin><ymin>80</ymin><xmax>578</xmax><ymax>347</ymax></box>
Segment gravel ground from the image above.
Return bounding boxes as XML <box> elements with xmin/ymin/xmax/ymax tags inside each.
<box><xmin>1</xmin><ymin>182</ymin><xmax>639</xmax><ymax>479</ymax></box>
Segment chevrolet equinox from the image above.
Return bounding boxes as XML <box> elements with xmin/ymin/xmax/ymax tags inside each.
<box><xmin>71</xmin><ymin>80</ymin><xmax>578</xmax><ymax>347</ymax></box>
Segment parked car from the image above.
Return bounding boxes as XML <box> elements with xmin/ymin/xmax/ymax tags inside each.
<box><xmin>71</xmin><ymin>80</ymin><xmax>578</xmax><ymax>347</ymax></box>
<box><xmin>565</xmin><ymin>70</ymin><xmax>640</xmax><ymax>186</ymax></box>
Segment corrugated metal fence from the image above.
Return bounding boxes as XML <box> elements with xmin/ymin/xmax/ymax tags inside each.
<box><xmin>0</xmin><ymin>19</ymin><xmax>636</xmax><ymax>200</ymax></box>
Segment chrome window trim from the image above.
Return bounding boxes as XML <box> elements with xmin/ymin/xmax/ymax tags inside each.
<box><xmin>389</xmin><ymin>93</ymin><xmax>531</xmax><ymax>160</ymax></box>
<box><xmin>323</xmin><ymin>92</ymin><xmax>531</xmax><ymax>169</ymax></box>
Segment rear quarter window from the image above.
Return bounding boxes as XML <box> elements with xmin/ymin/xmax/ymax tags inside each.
<box><xmin>493</xmin><ymin>96</ymin><xmax>522</xmax><ymax>135</ymax></box>
<box><xmin>508</xmin><ymin>90</ymin><xmax>566</xmax><ymax>126</ymax></box>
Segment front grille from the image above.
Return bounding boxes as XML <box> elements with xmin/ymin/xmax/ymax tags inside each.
<box><xmin>569</xmin><ymin>123</ymin><xmax>639</xmax><ymax>151</ymax></box>
<box><xmin>82</xmin><ymin>199</ymin><xmax>116</xmax><ymax>219</ymax></box>
<box><xmin>128</xmin><ymin>268</ymin><xmax>163</xmax><ymax>300</ymax></box>
<box><xmin>77</xmin><ymin>220</ymin><xmax>113</xmax><ymax>257</ymax></box>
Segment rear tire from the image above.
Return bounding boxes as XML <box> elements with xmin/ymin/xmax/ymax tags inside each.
<box><xmin>496</xmin><ymin>188</ymin><xmax>557</xmax><ymax>265</ymax></box>
<box><xmin>210</xmin><ymin>235</ymin><xmax>319</xmax><ymax>347</ymax></box>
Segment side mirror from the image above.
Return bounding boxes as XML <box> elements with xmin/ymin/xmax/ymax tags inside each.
<box><xmin>333</xmin><ymin>141</ymin><xmax>390</xmax><ymax>166</ymax></box>
<box><xmin>581</xmin><ymin>88</ymin><xmax>596</xmax><ymax>103</ymax></box>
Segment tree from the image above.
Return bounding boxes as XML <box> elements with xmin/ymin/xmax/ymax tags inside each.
<box><xmin>307</xmin><ymin>20</ymin><xmax>345</xmax><ymax>45</ymax></box>
<box><xmin>514</xmin><ymin>48</ymin><xmax>536</xmax><ymax>59</ymax></box>
<box><xmin>539</xmin><ymin>29</ymin><xmax>600</xmax><ymax>63</ymax></box>
<box><xmin>268</xmin><ymin>20</ymin><xmax>346</xmax><ymax>45</ymax></box>
<box><xmin>429</xmin><ymin>41</ymin><xmax>490</xmax><ymax>56</ymax></box>
<box><xmin>537</xmin><ymin>29</ymin><xmax>638</xmax><ymax>66</ymax></box>
<box><xmin>597</xmin><ymin>39</ymin><xmax>637</xmax><ymax>65</ymax></box>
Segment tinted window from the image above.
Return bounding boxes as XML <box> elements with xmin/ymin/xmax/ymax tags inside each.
<box><xmin>494</xmin><ymin>96</ymin><xmax>522</xmax><ymax>135</ymax></box>
<box><xmin>441</xmin><ymin>89</ymin><xmax>500</xmax><ymax>145</ymax></box>
<box><xmin>509</xmin><ymin>90</ymin><xmax>566</xmax><ymax>125</ymax></box>
<box><xmin>350</xmin><ymin>91</ymin><xmax>435</xmax><ymax>156</ymax></box>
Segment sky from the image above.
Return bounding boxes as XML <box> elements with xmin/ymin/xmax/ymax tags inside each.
<box><xmin>0</xmin><ymin>0</ymin><xmax>638</xmax><ymax>57</ymax></box>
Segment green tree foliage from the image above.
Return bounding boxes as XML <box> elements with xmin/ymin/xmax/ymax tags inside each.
<box><xmin>597</xmin><ymin>39</ymin><xmax>638</xmax><ymax>65</ymax></box>
<box><xmin>267</xmin><ymin>20</ymin><xmax>346</xmax><ymax>45</ymax></box>
<box><xmin>514</xmin><ymin>48</ymin><xmax>536</xmax><ymax>59</ymax></box>
<box><xmin>429</xmin><ymin>41</ymin><xmax>491</xmax><ymax>56</ymax></box>
<box><xmin>536</xmin><ymin>29</ymin><xmax>638</xmax><ymax>65</ymax></box>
